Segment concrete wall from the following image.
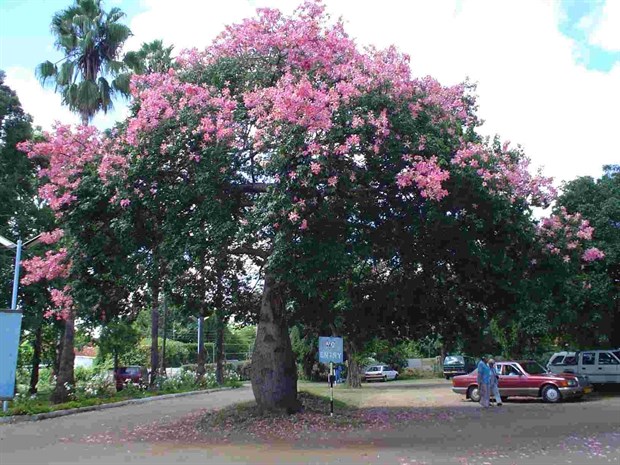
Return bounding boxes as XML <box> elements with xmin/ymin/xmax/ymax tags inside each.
<box><xmin>407</xmin><ymin>357</ymin><xmax>439</xmax><ymax>371</ymax></box>
<box><xmin>74</xmin><ymin>356</ymin><xmax>94</xmax><ymax>368</ymax></box>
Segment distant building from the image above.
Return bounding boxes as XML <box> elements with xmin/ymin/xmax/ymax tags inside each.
<box><xmin>74</xmin><ymin>344</ymin><xmax>97</xmax><ymax>368</ymax></box>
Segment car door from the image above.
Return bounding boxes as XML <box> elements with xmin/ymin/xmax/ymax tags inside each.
<box><xmin>498</xmin><ymin>363</ymin><xmax>524</xmax><ymax>396</ymax></box>
<box><xmin>579</xmin><ymin>352</ymin><xmax>599</xmax><ymax>383</ymax></box>
<box><xmin>597</xmin><ymin>352</ymin><xmax>620</xmax><ymax>383</ymax></box>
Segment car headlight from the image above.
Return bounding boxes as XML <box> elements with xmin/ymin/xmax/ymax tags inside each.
<box><xmin>567</xmin><ymin>379</ymin><xmax>577</xmax><ymax>387</ymax></box>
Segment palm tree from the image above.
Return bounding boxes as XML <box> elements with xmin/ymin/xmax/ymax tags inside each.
<box><xmin>123</xmin><ymin>40</ymin><xmax>174</xmax><ymax>75</ymax></box>
<box><xmin>36</xmin><ymin>0</ymin><xmax>132</xmax><ymax>125</ymax></box>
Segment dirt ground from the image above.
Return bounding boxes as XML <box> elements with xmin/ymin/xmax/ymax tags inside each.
<box><xmin>1</xmin><ymin>380</ymin><xmax>619</xmax><ymax>465</ymax></box>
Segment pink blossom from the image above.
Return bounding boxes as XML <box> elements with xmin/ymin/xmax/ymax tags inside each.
<box><xmin>310</xmin><ymin>162</ymin><xmax>321</xmax><ymax>175</ymax></box>
<box><xmin>38</xmin><ymin>229</ymin><xmax>64</xmax><ymax>245</ymax></box>
<box><xmin>288</xmin><ymin>211</ymin><xmax>300</xmax><ymax>223</ymax></box>
<box><xmin>300</xmin><ymin>219</ymin><xmax>308</xmax><ymax>230</ymax></box>
<box><xmin>582</xmin><ymin>247</ymin><xmax>605</xmax><ymax>262</ymax></box>
<box><xmin>327</xmin><ymin>176</ymin><xmax>338</xmax><ymax>187</ymax></box>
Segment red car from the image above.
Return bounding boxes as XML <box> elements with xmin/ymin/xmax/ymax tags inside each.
<box><xmin>113</xmin><ymin>366</ymin><xmax>148</xmax><ymax>391</ymax></box>
<box><xmin>452</xmin><ymin>360</ymin><xmax>591</xmax><ymax>403</ymax></box>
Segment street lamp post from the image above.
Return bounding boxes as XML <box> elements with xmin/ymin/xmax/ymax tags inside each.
<box><xmin>1</xmin><ymin>234</ymin><xmax>41</xmax><ymax>413</ymax></box>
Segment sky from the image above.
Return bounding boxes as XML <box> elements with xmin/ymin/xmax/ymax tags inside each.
<box><xmin>1</xmin><ymin>0</ymin><xmax>619</xmax><ymax>188</ymax></box>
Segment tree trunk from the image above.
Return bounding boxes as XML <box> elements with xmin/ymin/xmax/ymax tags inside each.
<box><xmin>53</xmin><ymin>326</ymin><xmax>64</xmax><ymax>378</ymax></box>
<box><xmin>250</xmin><ymin>274</ymin><xmax>300</xmax><ymax>413</ymax></box>
<box><xmin>346</xmin><ymin>340</ymin><xmax>362</xmax><ymax>388</ymax></box>
<box><xmin>149</xmin><ymin>282</ymin><xmax>160</xmax><ymax>389</ymax></box>
<box><xmin>214</xmin><ymin>270</ymin><xmax>225</xmax><ymax>385</ymax></box>
<box><xmin>215</xmin><ymin>306</ymin><xmax>225</xmax><ymax>385</ymax></box>
<box><xmin>51</xmin><ymin>309</ymin><xmax>75</xmax><ymax>404</ymax></box>
<box><xmin>161</xmin><ymin>295</ymin><xmax>167</xmax><ymax>377</ymax></box>
<box><xmin>29</xmin><ymin>325</ymin><xmax>42</xmax><ymax>395</ymax></box>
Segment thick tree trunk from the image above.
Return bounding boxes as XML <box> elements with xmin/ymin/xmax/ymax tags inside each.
<box><xmin>29</xmin><ymin>326</ymin><xmax>42</xmax><ymax>395</ymax></box>
<box><xmin>51</xmin><ymin>309</ymin><xmax>75</xmax><ymax>404</ymax></box>
<box><xmin>196</xmin><ymin>306</ymin><xmax>206</xmax><ymax>382</ymax></box>
<box><xmin>149</xmin><ymin>282</ymin><xmax>160</xmax><ymax>388</ymax></box>
<box><xmin>346</xmin><ymin>341</ymin><xmax>362</xmax><ymax>388</ymax></box>
<box><xmin>250</xmin><ymin>274</ymin><xmax>300</xmax><ymax>413</ymax></box>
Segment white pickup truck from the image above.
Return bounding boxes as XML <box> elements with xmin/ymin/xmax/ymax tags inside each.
<box><xmin>547</xmin><ymin>349</ymin><xmax>620</xmax><ymax>385</ymax></box>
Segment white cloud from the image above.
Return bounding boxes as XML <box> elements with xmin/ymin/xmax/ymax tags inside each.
<box><xmin>5</xmin><ymin>66</ymin><xmax>79</xmax><ymax>130</ymax></box>
<box><xmin>5</xmin><ymin>67</ymin><xmax>129</xmax><ymax>132</ymax></box>
<box><xmin>589</xmin><ymin>0</ymin><xmax>620</xmax><ymax>51</ymax></box>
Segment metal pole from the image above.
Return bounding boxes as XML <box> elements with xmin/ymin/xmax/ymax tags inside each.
<box><xmin>11</xmin><ymin>240</ymin><xmax>22</xmax><ymax>310</ymax></box>
<box><xmin>197</xmin><ymin>316</ymin><xmax>203</xmax><ymax>354</ymax></box>
<box><xmin>330</xmin><ymin>362</ymin><xmax>334</xmax><ymax>417</ymax></box>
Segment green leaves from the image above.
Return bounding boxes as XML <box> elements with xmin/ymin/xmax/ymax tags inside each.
<box><xmin>37</xmin><ymin>0</ymin><xmax>132</xmax><ymax>123</ymax></box>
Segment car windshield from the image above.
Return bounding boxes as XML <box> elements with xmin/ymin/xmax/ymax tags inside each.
<box><xmin>367</xmin><ymin>366</ymin><xmax>380</xmax><ymax>372</ymax></box>
<box><xmin>120</xmin><ymin>367</ymin><xmax>140</xmax><ymax>375</ymax></box>
<box><xmin>444</xmin><ymin>356</ymin><xmax>464</xmax><ymax>365</ymax></box>
<box><xmin>520</xmin><ymin>361</ymin><xmax>548</xmax><ymax>375</ymax></box>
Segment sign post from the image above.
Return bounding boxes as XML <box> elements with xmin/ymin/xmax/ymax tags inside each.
<box><xmin>318</xmin><ymin>336</ymin><xmax>343</xmax><ymax>417</ymax></box>
<box><xmin>1</xmin><ymin>239</ymin><xmax>23</xmax><ymax>412</ymax></box>
<box><xmin>1</xmin><ymin>234</ymin><xmax>42</xmax><ymax>412</ymax></box>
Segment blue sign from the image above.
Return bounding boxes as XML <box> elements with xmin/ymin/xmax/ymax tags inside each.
<box><xmin>319</xmin><ymin>336</ymin><xmax>343</xmax><ymax>364</ymax></box>
<box><xmin>0</xmin><ymin>310</ymin><xmax>22</xmax><ymax>400</ymax></box>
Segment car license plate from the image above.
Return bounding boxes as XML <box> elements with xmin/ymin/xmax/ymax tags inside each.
<box><xmin>583</xmin><ymin>386</ymin><xmax>592</xmax><ymax>394</ymax></box>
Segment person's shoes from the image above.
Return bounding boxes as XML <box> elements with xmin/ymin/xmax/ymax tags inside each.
<box><xmin>497</xmin><ymin>403</ymin><xmax>503</xmax><ymax>406</ymax></box>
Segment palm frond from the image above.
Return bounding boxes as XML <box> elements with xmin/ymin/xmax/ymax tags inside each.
<box><xmin>35</xmin><ymin>61</ymin><xmax>57</xmax><ymax>84</ymax></box>
<box><xmin>111</xmin><ymin>73</ymin><xmax>131</xmax><ymax>96</ymax></box>
<box><xmin>57</xmin><ymin>60</ymin><xmax>76</xmax><ymax>86</ymax></box>
<box><xmin>97</xmin><ymin>77</ymin><xmax>113</xmax><ymax>112</ymax></box>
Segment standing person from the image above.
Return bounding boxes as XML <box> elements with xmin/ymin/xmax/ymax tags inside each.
<box><xmin>476</xmin><ymin>355</ymin><xmax>491</xmax><ymax>408</ymax></box>
<box><xmin>488</xmin><ymin>359</ymin><xmax>502</xmax><ymax>406</ymax></box>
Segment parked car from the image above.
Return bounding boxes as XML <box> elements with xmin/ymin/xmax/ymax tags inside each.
<box><xmin>452</xmin><ymin>360</ymin><xmax>591</xmax><ymax>403</ymax></box>
<box><xmin>547</xmin><ymin>349</ymin><xmax>620</xmax><ymax>385</ymax></box>
<box><xmin>443</xmin><ymin>355</ymin><xmax>477</xmax><ymax>379</ymax></box>
<box><xmin>113</xmin><ymin>366</ymin><xmax>148</xmax><ymax>391</ymax></box>
<box><xmin>364</xmin><ymin>365</ymin><xmax>399</xmax><ymax>382</ymax></box>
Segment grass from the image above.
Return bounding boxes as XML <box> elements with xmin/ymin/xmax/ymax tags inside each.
<box><xmin>298</xmin><ymin>378</ymin><xmax>447</xmax><ymax>408</ymax></box>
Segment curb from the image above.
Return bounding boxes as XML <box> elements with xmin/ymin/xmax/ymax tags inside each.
<box><xmin>0</xmin><ymin>385</ymin><xmax>247</xmax><ymax>425</ymax></box>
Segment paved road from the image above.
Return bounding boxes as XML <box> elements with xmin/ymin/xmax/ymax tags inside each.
<box><xmin>1</xmin><ymin>382</ymin><xmax>619</xmax><ymax>465</ymax></box>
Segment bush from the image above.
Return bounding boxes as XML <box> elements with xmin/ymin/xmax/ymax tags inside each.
<box><xmin>236</xmin><ymin>361</ymin><xmax>252</xmax><ymax>381</ymax></box>
<box><xmin>398</xmin><ymin>368</ymin><xmax>443</xmax><ymax>380</ymax></box>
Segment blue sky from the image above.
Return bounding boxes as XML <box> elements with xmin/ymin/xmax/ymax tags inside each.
<box><xmin>0</xmin><ymin>0</ymin><xmax>618</xmax><ymax>186</ymax></box>
<box><xmin>558</xmin><ymin>0</ymin><xmax>620</xmax><ymax>71</ymax></box>
<box><xmin>0</xmin><ymin>0</ymin><xmax>146</xmax><ymax>72</ymax></box>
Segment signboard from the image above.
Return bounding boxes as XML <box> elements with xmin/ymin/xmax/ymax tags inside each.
<box><xmin>0</xmin><ymin>310</ymin><xmax>23</xmax><ymax>400</ymax></box>
<box><xmin>319</xmin><ymin>336</ymin><xmax>343</xmax><ymax>364</ymax></box>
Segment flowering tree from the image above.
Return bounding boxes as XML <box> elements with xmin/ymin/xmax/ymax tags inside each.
<box><xmin>20</xmin><ymin>2</ymin><xmax>602</xmax><ymax>411</ymax></box>
<box><xmin>18</xmin><ymin>125</ymin><xmax>136</xmax><ymax>402</ymax></box>
<box><xmin>108</xmin><ymin>1</ymin><xmax>566</xmax><ymax>410</ymax></box>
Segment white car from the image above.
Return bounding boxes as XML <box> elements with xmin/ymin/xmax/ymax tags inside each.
<box><xmin>547</xmin><ymin>349</ymin><xmax>620</xmax><ymax>385</ymax></box>
<box><xmin>364</xmin><ymin>365</ymin><xmax>399</xmax><ymax>382</ymax></box>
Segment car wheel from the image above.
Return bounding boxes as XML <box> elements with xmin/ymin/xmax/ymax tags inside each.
<box><xmin>542</xmin><ymin>385</ymin><xmax>561</xmax><ymax>403</ymax></box>
<box><xmin>382</xmin><ymin>375</ymin><xmax>387</xmax><ymax>382</ymax></box>
<box><xmin>394</xmin><ymin>373</ymin><xmax>398</xmax><ymax>380</ymax></box>
<box><xmin>468</xmin><ymin>386</ymin><xmax>480</xmax><ymax>403</ymax></box>
<box><xmin>445</xmin><ymin>375</ymin><xmax>450</xmax><ymax>380</ymax></box>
